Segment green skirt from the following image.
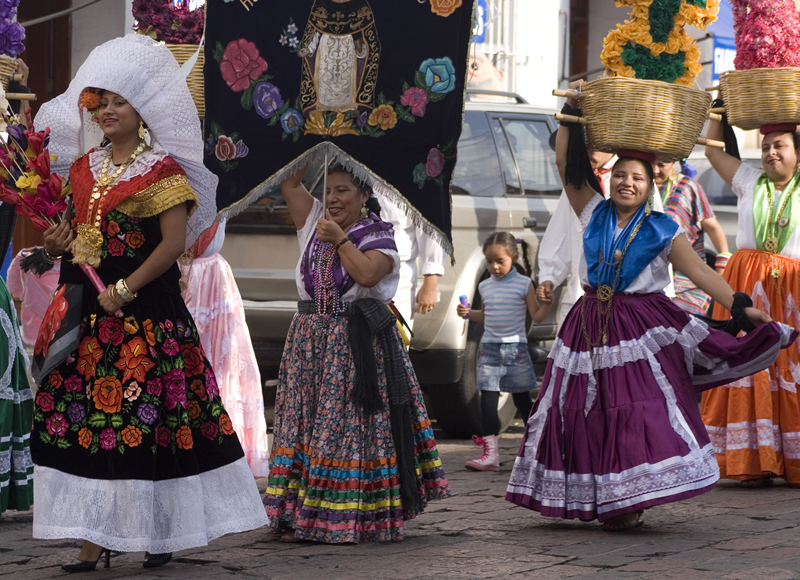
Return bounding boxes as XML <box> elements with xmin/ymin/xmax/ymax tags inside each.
<box><xmin>0</xmin><ymin>277</ymin><xmax>33</xmax><ymax>514</ymax></box>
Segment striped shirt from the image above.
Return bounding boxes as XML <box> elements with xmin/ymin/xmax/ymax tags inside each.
<box><xmin>479</xmin><ymin>268</ymin><xmax>532</xmax><ymax>344</ymax></box>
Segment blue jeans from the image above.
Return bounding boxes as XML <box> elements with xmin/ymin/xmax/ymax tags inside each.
<box><xmin>476</xmin><ymin>342</ymin><xmax>537</xmax><ymax>393</ymax></box>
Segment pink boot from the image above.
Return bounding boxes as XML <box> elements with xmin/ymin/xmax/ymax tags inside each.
<box><xmin>465</xmin><ymin>434</ymin><xmax>500</xmax><ymax>472</ymax></box>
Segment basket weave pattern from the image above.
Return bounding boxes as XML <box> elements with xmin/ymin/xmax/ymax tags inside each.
<box><xmin>166</xmin><ymin>43</ymin><xmax>205</xmax><ymax>118</ymax></box>
<box><xmin>579</xmin><ymin>77</ymin><xmax>712</xmax><ymax>162</ymax></box>
<box><xmin>720</xmin><ymin>68</ymin><xmax>800</xmax><ymax>131</ymax></box>
<box><xmin>0</xmin><ymin>55</ymin><xmax>17</xmax><ymax>91</ymax></box>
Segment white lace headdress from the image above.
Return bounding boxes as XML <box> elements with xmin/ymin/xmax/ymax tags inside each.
<box><xmin>34</xmin><ymin>34</ymin><xmax>217</xmax><ymax>248</ymax></box>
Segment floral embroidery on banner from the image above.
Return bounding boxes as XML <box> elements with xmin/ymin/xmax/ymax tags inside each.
<box><xmin>413</xmin><ymin>141</ymin><xmax>455</xmax><ymax>189</ymax></box>
<box><xmin>429</xmin><ymin>0</ymin><xmax>464</xmax><ymax>18</ymax></box>
<box><xmin>206</xmin><ymin>121</ymin><xmax>249</xmax><ymax>172</ymax></box>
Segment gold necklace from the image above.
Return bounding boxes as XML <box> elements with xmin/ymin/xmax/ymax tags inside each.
<box><xmin>581</xmin><ymin>208</ymin><xmax>648</xmax><ymax>346</ymax></box>
<box><xmin>72</xmin><ymin>141</ymin><xmax>146</xmax><ymax>267</ymax></box>
<box><xmin>764</xmin><ymin>175</ymin><xmax>799</xmax><ymax>255</ymax></box>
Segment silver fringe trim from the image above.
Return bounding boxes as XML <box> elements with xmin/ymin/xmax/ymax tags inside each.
<box><xmin>215</xmin><ymin>142</ymin><xmax>455</xmax><ymax>262</ymax></box>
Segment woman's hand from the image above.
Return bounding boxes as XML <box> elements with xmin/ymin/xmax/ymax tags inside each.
<box><xmin>98</xmin><ymin>285</ymin><xmax>123</xmax><ymax>317</ymax></box>
<box><xmin>745</xmin><ymin>306</ymin><xmax>772</xmax><ymax>327</ymax></box>
<box><xmin>317</xmin><ymin>210</ymin><xmax>346</xmax><ymax>244</ymax></box>
<box><xmin>43</xmin><ymin>219</ymin><xmax>74</xmax><ymax>257</ymax></box>
<box><xmin>567</xmin><ymin>79</ymin><xmax>584</xmax><ymax>108</ymax></box>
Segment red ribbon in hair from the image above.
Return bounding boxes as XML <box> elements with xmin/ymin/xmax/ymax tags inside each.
<box><xmin>760</xmin><ymin>124</ymin><xmax>798</xmax><ymax>135</ymax></box>
<box><xmin>616</xmin><ymin>149</ymin><xmax>656</xmax><ymax>163</ymax></box>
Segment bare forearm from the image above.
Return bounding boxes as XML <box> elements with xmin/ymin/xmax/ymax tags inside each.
<box><xmin>703</xmin><ymin>218</ymin><xmax>729</xmax><ymax>254</ymax></box>
<box><xmin>531</xmin><ymin>301</ymin><xmax>553</xmax><ymax>324</ymax></box>
<box><xmin>338</xmin><ymin>244</ymin><xmax>392</xmax><ymax>288</ymax></box>
<box><xmin>125</xmin><ymin>239</ymin><xmax>185</xmax><ymax>294</ymax></box>
<box><xmin>468</xmin><ymin>309</ymin><xmax>485</xmax><ymax>324</ymax></box>
<box><xmin>690</xmin><ymin>266</ymin><xmax>734</xmax><ymax>310</ymax></box>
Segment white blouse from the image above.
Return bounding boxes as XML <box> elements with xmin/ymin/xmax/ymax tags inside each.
<box><xmin>578</xmin><ymin>195</ymin><xmax>682</xmax><ymax>294</ymax></box>
<box><xmin>295</xmin><ymin>199</ymin><xmax>400</xmax><ymax>304</ymax></box>
<box><xmin>731</xmin><ymin>163</ymin><xmax>800</xmax><ymax>259</ymax></box>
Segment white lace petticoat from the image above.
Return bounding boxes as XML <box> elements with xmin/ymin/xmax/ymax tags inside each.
<box><xmin>32</xmin><ymin>457</ymin><xmax>268</xmax><ymax>553</ymax></box>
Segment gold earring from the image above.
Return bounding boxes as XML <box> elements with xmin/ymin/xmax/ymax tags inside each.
<box><xmin>361</xmin><ymin>204</ymin><xmax>369</xmax><ymax>218</ymax></box>
<box><xmin>138</xmin><ymin>121</ymin><xmax>147</xmax><ymax>141</ymax></box>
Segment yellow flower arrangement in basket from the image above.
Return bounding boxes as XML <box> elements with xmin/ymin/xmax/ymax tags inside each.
<box><xmin>601</xmin><ymin>0</ymin><xmax>720</xmax><ymax>86</ymax></box>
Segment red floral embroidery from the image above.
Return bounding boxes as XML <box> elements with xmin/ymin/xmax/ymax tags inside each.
<box><xmin>115</xmin><ymin>337</ymin><xmax>155</xmax><ymax>383</ymax></box>
<box><xmin>76</xmin><ymin>337</ymin><xmax>103</xmax><ymax>379</ymax></box>
<box><xmin>180</xmin><ymin>343</ymin><xmax>205</xmax><ymax>377</ymax></box>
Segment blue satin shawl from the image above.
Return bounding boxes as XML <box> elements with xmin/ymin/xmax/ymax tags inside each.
<box><xmin>583</xmin><ymin>198</ymin><xmax>679</xmax><ymax>293</ymax></box>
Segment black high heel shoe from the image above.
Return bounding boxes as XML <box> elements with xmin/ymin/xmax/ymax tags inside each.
<box><xmin>61</xmin><ymin>548</ymin><xmax>110</xmax><ymax>573</ymax></box>
<box><xmin>143</xmin><ymin>552</ymin><xmax>172</xmax><ymax>568</ymax></box>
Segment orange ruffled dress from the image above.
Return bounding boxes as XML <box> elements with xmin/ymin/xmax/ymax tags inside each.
<box><xmin>702</xmin><ymin>164</ymin><xmax>800</xmax><ymax>484</ymax></box>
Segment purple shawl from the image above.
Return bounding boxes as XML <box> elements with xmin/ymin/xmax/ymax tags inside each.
<box><xmin>301</xmin><ymin>212</ymin><xmax>397</xmax><ymax>297</ymax></box>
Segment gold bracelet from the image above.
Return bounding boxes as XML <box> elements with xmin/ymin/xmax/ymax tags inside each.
<box><xmin>42</xmin><ymin>247</ymin><xmax>62</xmax><ymax>264</ymax></box>
<box><xmin>107</xmin><ymin>286</ymin><xmax>125</xmax><ymax>308</ymax></box>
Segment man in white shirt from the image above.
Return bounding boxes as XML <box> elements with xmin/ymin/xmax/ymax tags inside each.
<box><xmin>376</xmin><ymin>192</ymin><xmax>446</xmax><ymax>329</ymax></box>
<box><xmin>538</xmin><ymin>152</ymin><xmax>671</xmax><ymax>329</ymax></box>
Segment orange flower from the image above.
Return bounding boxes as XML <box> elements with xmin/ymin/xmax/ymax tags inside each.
<box><xmin>78</xmin><ymin>427</ymin><xmax>93</xmax><ymax>448</ymax></box>
<box><xmin>114</xmin><ymin>337</ymin><xmax>154</xmax><ymax>383</ymax></box>
<box><xmin>189</xmin><ymin>379</ymin><xmax>207</xmax><ymax>401</ymax></box>
<box><xmin>76</xmin><ymin>337</ymin><xmax>103</xmax><ymax>379</ymax></box>
<box><xmin>107</xmin><ymin>221</ymin><xmax>120</xmax><ymax>236</ymax></box>
<box><xmin>219</xmin><ymin>413</ymin><xmax>235</xmax><ymax>436</ymax></box>
<box><xmin>120</xmin><ymin>425</ymin><xmax>142</xmax><ymax>447</ymax></box>
<box><xmin>143</xmin><ymin>319</ymin><xmax>156</xmax><ymax>346</ymax></box>
<box><xmin>187</xmin><ymin>399</ymin><xmax>201</xmax><ymax>420</ymax></box>
<box><xmin>429</xmin><ymin>0</ymin><xmax>463</xmax><ymax>17</ymax></box>
<box><xmin>126</xmin><ymin>231</ymin><xmax>145</xmax><ymax>249</ymax></box>
<box><xmin>368</xmin><ymin>105</ymin><xmax>398</xmax><ymax>131</ymax></box>
<box><xmin>124</xmin><ymin>317</ymin><xmax>139</xmax><ymax>334</ymax></box>
<box><xmin>80</xmin><ymin>91</ymin><xmax>101</xmax><ymax>111</ymax></box>
<box><xmin>92</xmin><ymin>376</ymin><xmax>123</xmax><ymax>413</ymax></box>
<box><xmin>49</xmin><ymin>370</ymin><xmax>64</xmax><ymax>389</ymax></box>
<box><xmin>176</xmin><ymin>425</ymin><xmax>193</xmax><ymax>450</ymax></box>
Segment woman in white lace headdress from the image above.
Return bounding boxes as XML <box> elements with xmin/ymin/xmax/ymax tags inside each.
<box><xmin>30</xmin><ymin>35</ymin><xmax>268</xmax><ymax>572</ymax></box>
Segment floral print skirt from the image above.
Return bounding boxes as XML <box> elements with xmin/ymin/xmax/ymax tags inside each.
<box><xmin>30</xmin><ymin>286</ymin><xmax>268</xmax><ymax>552</ymax></box>
<box><xmin>264</xmin><ymin>312</ymin><xmax>450</xmax><ymax>543</ymax></box>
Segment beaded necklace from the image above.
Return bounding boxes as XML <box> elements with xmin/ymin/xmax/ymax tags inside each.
<box><xmin>311</xmin><ymin>241</ymin><xmax>341</xmax><ymax>324</ymax></box>
<box><xmin>72</xmin><ymin>141</ymin><xmax>146</xmax><ymax>267</ymax></box>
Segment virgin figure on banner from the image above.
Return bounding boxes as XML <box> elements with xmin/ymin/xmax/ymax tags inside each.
<box><xmin>298</xmin><ymin>0</ymin><xmax>380</xmax><ymax>130</ymax></box>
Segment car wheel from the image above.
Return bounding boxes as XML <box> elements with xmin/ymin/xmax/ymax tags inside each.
<box><xmin>426</xmin><ymin>321</ymin><xmax>517</xmax><ymax>439</ymax></box>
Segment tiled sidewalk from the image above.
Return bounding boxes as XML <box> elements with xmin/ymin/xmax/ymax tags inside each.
<box><xmin>3</xmin><ymin>424</ymin><xmax>800</xmax><ymax>579</ymax></box>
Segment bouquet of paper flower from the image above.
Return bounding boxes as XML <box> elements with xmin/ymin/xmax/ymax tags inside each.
<box><xmin>0</xmin><ymin>106</ymin><xmax>68</xmax><ymax>230</ymax></box>
<box><xmin>555</xmin><ymin>0</ymin><xmax>719</xmax><ymax>162</ymax></box>
<box><xmin>132</xmin><ymin>0</ymin><xmax>204</xmax><ymax>44</ymax></box>
<box><xmin>715</xmin><ymin>0</ymin><xmax>800</xmax><ymax>130</ymax></box>
<box><xmin>0</xmin><ymin>87</ymin><xmax>118</xmax><ymax>311</ymax></box>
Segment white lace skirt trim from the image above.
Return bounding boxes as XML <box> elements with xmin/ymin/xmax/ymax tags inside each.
<box><xmin>32</xmin><ymin>457</ymin><xmax>268</xmax><ymax>553</ymax></box>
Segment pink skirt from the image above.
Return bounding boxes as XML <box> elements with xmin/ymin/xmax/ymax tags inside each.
<box><xmin>184</xmin><ymin>253</ymin><xmax>270</xmax><ymax>477</ymax></box>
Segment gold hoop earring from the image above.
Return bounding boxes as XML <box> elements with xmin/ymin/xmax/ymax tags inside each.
<box><xmin>138</xmin><ymin>121</ymin><xmax>147</xmax><ymax>141</ymax></box>
<box><xmin>361</xmin><ymin>205</ymin><xmax>369</xmax><ymax>219</ymax></box>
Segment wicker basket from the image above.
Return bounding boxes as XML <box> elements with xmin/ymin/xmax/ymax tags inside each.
<box><xmin>578</xmin><ymin>77</ymin><xmax>712</xmax><ymax>162</ymax></box>
<box><xmin>166</xmin><ymin>43</ymin><xmax>205</xmax><ymax>118</ymax></box>
<box><xmin>719</xmin><ymin>68</ymin><xmax>800</xmax><ymax>131</ymax></box>
<box><xmin>0</xmin><ymin>55</ymin><xmax>17</xmax><ymax>91</ymax></box>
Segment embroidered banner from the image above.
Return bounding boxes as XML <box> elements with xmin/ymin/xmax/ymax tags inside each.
<box><xmin>204</xmin><ymin>0</ymin><xmax>476</xmax><ymax>255</ymax></box>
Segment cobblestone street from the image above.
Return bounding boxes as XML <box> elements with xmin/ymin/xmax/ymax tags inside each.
<box><xmin>3</xmin><ymin>422</ymin><xmax>800</xmax><ymax>579</ymax></box>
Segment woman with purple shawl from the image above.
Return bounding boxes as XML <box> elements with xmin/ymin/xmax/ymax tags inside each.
<box><xmin>263</xmin><ymin>163</ymin><xmax>449</xmax><ymax>544</ymax></box>
<box><xmin>507</xmin><ymin>80</ymin><xmax>798</xmax><ymax>532</ymax></box>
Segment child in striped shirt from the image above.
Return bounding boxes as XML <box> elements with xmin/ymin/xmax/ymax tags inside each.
<box><xmin>457</xmin><ymin>232</ymin><xmax>552</xmax><ymax>472</ymax></box>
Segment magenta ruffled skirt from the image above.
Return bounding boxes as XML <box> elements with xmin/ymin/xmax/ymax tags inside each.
<box><xmin>506</xmin><ymin>291</ymin><xmax>796</xmax><ymax>522</ymax></box>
